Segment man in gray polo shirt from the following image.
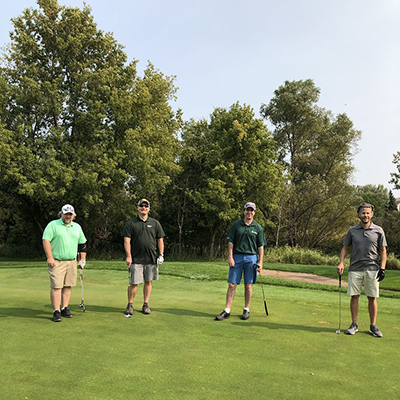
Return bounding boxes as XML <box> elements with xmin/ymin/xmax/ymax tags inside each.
<box><xmin>337</xmin><ymin>203</ymin><xmax>387</xmax><ymax>337</ymax></box>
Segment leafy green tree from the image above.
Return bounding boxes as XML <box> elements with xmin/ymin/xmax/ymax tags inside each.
<box><xmin>390</xmin><ymin>151</ymin><xmax>400</xmax><ymax>190</ymax></box>
<box><xmin>261</xmin><ymin>80</ymin><xmax>361</xmax><ymax>248</ymax></box>
<box><xmin>163</xmin><ymin>103</ymin><xmax>283</xmax><ymax>258</ymax></box>
<box><xmin>0</xmin><ymin>0</ymin><xmax>179</xmax><ymax>253</ymax></box>
<box><xmin>386</xmin><ymin>190</ymin><xmax>398</xmax><ymax>214</ymax></box>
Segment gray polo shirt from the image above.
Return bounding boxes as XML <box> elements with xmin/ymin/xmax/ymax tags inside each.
<box><xmin>343</xmin><ymin>222</ymin><xmax>387</xmax><ymax>271</ymax></box>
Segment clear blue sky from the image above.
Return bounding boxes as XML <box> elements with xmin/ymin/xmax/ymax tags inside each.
<box><xmin>1</xmin><ymin>0</ymin><xmax>400</xmax><ymax>197</ymax></box>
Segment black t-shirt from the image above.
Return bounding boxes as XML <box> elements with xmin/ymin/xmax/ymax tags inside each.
<box><xmin>122</xmin><ymin>216</ymin><xmax>165</xmax><ymax>264</ymax></box>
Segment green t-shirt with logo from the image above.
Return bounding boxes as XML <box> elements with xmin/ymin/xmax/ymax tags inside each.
<box><xmin>42</xmin><ymin>219</ymin><xmax>87</xmax><ymax>260</ymax></box>
<box><xmin>227</xmin><ymin>219</ymin><xmax>266</xmax><ymax>255</ymax></box>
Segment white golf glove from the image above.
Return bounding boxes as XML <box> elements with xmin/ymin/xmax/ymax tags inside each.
<box><xmin>78</xmin><ymin>259</ymin><xmax>86</xmax><ymax>269</ymax></box>
<box><xmin>157</xmin><ymin>255</ymin><xmax>164</xmax><ymax>265</ymax></box>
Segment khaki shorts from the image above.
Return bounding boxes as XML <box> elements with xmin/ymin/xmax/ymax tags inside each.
<box><xmin>129</xmin><ymin>263</ymin><xmax>158</xmax><ymax>285</ymax></box>
<box><xmin>48</xmin><ymin>260</ymin><xmax>77</xmax><ymax>289</ymax></box>
<box><xmin>347</xmin><ymin>270</ymin><xmax>379</xmax><ymax>298</ymax></box>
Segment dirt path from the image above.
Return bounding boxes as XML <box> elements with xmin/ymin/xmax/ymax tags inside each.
<box><xmin>260</xmin><ymin>269</ymin><xmax>347</xmax><ymax>287</ymax></box>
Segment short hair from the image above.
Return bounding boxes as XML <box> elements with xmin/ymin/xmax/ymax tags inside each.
<box><xmin>357</xmin><ymin>202</ymin><xmax>374</xmax><ymax>214</ymax></box>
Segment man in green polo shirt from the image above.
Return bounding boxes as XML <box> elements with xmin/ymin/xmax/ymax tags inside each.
<box><xmin>43</xmin><ymin>204</ymin><xmax>87</xmax><ymax>322</ymax></box>
<box><xmin>122</xmin><ymin>199</ymin><xmax>165</xmax><ymax>317</ymax></box>
<box><xmin>215</xmin><ymin>202</ymin><xmax>266</xmax><ymax>321</ymax></box>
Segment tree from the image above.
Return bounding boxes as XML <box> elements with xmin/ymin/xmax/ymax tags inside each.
<box><xmin>0</xmin><ymin>0</ymin><xmax>180</xmax><ymax>252</ymax></box>
<box><xmin>163</xmin><ymin>103</ymin><xmax>283</xmax><ymax>258</ymax></box>
<box><xmin>390</xmin><ymin>151</ymin><xmax>400</xmax><ymax>190</ymax></box>
<box><xmin>261</xmin><ymin>80</ymin><xmax>361</xmax><ymax>248</ymax></box>
<box><xmin>386</xmin><ymin>190</ymin><xmax>398</xmax><ymax>213</ymax></box>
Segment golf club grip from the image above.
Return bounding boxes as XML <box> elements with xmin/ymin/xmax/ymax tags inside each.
<box><xmin>339</xmin><ymin>274</ymin><xmax>341</xmax><ymax>287</ymax></box>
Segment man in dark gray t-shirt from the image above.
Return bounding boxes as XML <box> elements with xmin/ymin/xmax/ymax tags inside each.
<box><xmin>337</xmin><ymin>203</ymin><xmax>387</xmax><ymax>337</ymax></box>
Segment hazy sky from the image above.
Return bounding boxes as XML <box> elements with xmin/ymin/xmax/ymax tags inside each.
<box><xmin>1</xmin><ymin>0</ymin><xmax>399</xmax><ymax>197</ymax></box>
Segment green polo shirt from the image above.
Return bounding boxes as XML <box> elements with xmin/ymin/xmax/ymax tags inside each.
<box><xmin>343</xmin><ymin>222</ymin><xmax>387</xmax><ymax>271</ymax></box>
<box><xmin>227</xmin><ymin>218</ymin><xmax>266</xmax><ymax>255</ymax></box>
<box><xmin>42</xmin><ymin>219</ymin><xmax>87</xmax><ymax>260</ymax></box>
<box><xmin>122</xmin><ymin>216</ymin><xmax>165</xmax><ymax>264</ymax></box>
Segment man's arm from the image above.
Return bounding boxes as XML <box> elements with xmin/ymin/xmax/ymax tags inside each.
<box><xmin>257</xmin><ymin>246</ymin><xmax>264</xmax><ymax>271</ymax></box>
<box><xmin>336</xmin><ymin>245</ymin><xmax>350</xmax><ymax>274</ymax></box>
<box><xmin>124</xmin><ymin>237</ymin><xmax>132</xmax><ymax>267</ymax></box>
<box><xmin>157</xmin><ymin>238</ymin><xmax>164</xmax><ymax>255</ymax></box>
<box><xmin>379</xmin><ymin>246</ymin><xmax>387</xmax><ymax>270</ymax></box>
<box><xmin>43</xmin><ymin>239</ymin><xmax>56</xmax><ymax>267</ymax></box>
<box><xmin>228</xmin><ymin>242</ymin><xmax>235</xmax><ymax>267</ymax></box>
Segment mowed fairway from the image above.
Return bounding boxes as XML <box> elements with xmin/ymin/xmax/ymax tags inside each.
<box><xmin>0</xmin><ymin>265</ymin><xmax>399</xmax><ymax>400</ymax></box>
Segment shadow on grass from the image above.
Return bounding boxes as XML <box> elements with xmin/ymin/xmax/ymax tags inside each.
<box><xmin>153</xmin><ymin>307</ymin><xmax>215</xmax><ymax>318</ymax></box>
<box><xmin>230</xmin><ymin>320</ymin><xmax>335</xmax><ymax>333</ymax></box>
<box><xmin>0</xmin><ymin>307</ymin><xmax>50</xmax><ymax>320</ymax></box>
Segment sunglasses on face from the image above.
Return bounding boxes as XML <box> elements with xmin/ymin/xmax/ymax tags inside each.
<box><xmin>139</xmin><ymin>204</ymin><xmax>149</xmax><ymax>208</ymax></box>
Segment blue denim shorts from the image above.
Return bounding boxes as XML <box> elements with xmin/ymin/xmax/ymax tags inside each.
<box><xmin>228</xmin><ymin>254</ymin><xmax>258</xmax><ymax>284</ymax></box>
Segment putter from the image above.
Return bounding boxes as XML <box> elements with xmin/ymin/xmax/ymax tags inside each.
<box><xmin>255</xmin><ymin>264</ymin><xmax>268</xmax><ymax>316</ymax></box>
<box><xmin>78</xmin><ymin>267</ymin><xmax>85</xmax><ymax>312</ymax></box>
<box><xmin>124</xmin><ymin>267</ymin><xmax>132</xmax><ymax>318</ymax></box>
<box><xmin>336</xmin><ymin>274</ymin><xmax>341</xmax><ymax>334</ymax></box>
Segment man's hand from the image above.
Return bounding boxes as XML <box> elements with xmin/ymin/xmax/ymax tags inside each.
<box><xmin>157</xmin><ymin>255</ymin><xmax>164</xmax><ymax>265</ymax></box>
<box><xmin>376</xmin><ymin>268</ymin><xmax>385</xmax><ymax>282</ymax></box>
<box><xmin>47</xmin><ymin>257</ymin><xmax>56</xmax><ymax>268</ymax></box>
<box><xmin>78</xmin><ymin>259</ymin><xmax>86</xmax><ymax>270</ymax></box>
<box><xmin>336</xmin><ymin>262</ymin><xmax>344</xmax><ymax>275</ymax></box>
<box><xmin>126</xmin><ymin>256</ymin><xmax>132</xmax><ymax>267</ymax></box>
<box><xmin>254</xmin><ymin>263</ymin><xmax>262</xmax><ymax>272</ymax></box>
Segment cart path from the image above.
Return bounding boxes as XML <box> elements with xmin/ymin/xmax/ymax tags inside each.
<box><xmin>260</xmin><ymin>269</ymin><xmax>348</xmax><ymax>287</ymax></box>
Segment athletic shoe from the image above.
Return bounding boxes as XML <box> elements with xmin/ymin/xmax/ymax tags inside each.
<box><xmin>52</xmin><ymin>310</ymin><xmax>62</xmax><ymax>322</ymax></box>
<box><xmin>61</xmin><ymin>307</ymin><xmax>74</xmax><ymax>318</ymax></box>
<box><xmin>369</xmin><ymin>324</ymin><xmax>383</xmax><ymax>338</ymax></box>
<box><xmin>142</xmin><ymin>303</ymin><xmax>151</xmax><ymax>315</ymax></box>
<box><xmin>345</xmin><ymin>322</ymin><xmax>358</xmax><ymax>335</ymax></box>
<box><xmin>125</xmin><ymin>303</ymin><xmax>133</xmax><ymax>316</ymax></box>
<box><xmin>241</xmin><ymin>309</ymin><xmax>250</xmax><ymax>320</ymax></box>
<box><xmin>215</xmin><ymin>310</ymin><xmax>230</xmax><ymax>321</ymax></box>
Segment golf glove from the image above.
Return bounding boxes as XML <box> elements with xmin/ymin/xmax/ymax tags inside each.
<box><xmin>157</xmin><ymin>255</ymin><xmax>164</xmax><ymax>265</ymax></box>
<box><xmin>78</xmin><ymin>259</ymin><xmax>86</xmax><ymax>269</ymax></box>
<box><xmin>376</xmin><ymin>268</ymin><xmax>385</xmax><ymax>282</ymax></box>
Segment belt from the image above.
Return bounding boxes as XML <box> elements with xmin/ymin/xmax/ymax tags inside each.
<box><xmin>54</xmin><ymin>258</ymin><xmax>76</xmax><ymax>261</ymax></box>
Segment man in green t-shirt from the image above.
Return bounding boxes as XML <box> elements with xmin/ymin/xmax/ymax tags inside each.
<box><xmin>42</xmin><ymin>204</ymin><xmax>87</xmax><ymax>322</ymax></box>
<box><xmin>122</xmin><ymin>199</ymin><xmax>165</xmax><ymax>317</ymax></box>
<box><xmin>215</xmin><ymin>202</ymin><xmax>266</xmax><ymax>321</ymax></box>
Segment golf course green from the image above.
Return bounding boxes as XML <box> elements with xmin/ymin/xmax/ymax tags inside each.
<box><xmin>0</xmin><ymin>261</ymin><xmax>399</xmax><ymax>399</ymax></box>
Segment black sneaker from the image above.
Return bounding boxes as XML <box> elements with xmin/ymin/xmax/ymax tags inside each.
<box><xmin>125</xmin><ymin>303</ymin><xmax>133</xmax><ymax>316</ymax></box>
<box><xmin>142</xmin><ymin>303</ymin><xmax>151</xmax><ymax>315</ymax></box>
<box><xmin>52</xmin><ymin>310</ymin><xmax>62</xmax><ymax>322</ymax></box>
<box><xmin>61</xmin><ymin>307</ymin><xmax>74</xmax><ymax>318</ymax></box>
<box><xmin>241</xmin><ymin>309</ymin><xmax>250</xmax><ymax>320</ymax></box>
<box><xmin>369</xmin><ymin>324</ymin><xmax>383</xmax><ymax>337</ymax></box>
<box><xmin>215</xmin><ymin>310</ymin><xmax>230</xmax><ymax>321</ymax></box>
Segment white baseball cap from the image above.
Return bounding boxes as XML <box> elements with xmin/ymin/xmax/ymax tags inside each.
<box><xmin>61</xmin><ymin>204</ymin><xmax>76</xmax><ymax>215</ymax></box>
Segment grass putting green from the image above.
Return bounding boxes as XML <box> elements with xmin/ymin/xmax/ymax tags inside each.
<box><xmin>0</xmin><ymin>264</ymin><xmax>399</xmax><ymax>399</ymax></box>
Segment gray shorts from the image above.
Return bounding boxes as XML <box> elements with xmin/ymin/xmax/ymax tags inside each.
<box><xmin>129</xmin><ymin>263</ymin><xmax>158</xmax><ymax>285</ymax></box>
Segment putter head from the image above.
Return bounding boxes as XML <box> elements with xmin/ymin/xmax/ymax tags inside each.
<box><xmin>124</xmin><ymin>314</ymin><xmax>131</xmax><ymax>318</ymax></box>
<box><xmin>335</xmin><ymin>329</ymin><xmax>340</xmax><ymax>334</ymax></box>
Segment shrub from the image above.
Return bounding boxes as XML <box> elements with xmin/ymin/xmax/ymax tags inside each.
<box><xmin>266</xmin><ymin>246</ymin><xmax>337</xmax><ymax>266</ymax></box>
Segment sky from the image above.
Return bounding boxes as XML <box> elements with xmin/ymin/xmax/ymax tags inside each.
<box><xmin>1</xmin><ymin>0</ymin><xmax>400</xmax><ymax>197</ymax></box>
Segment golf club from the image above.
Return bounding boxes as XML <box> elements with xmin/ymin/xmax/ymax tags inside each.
<box><xmin>255</xmin><ymin>264</ymin><xmax>268</xmax><ymax>316</ymax></box>
<box><xmin>78</xmin><ymin>266</ymin><xmax>85</xmax><ymax>312</ymax></box>
<box><xmin>336</xmin><ymin>274</ymin><xmax>341</xmax><ymax>334</ymax></box>
<box><xmin>124</xmin><ymin>267</ymin><xmax>132</xmax><ymax>318</ymax></box>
